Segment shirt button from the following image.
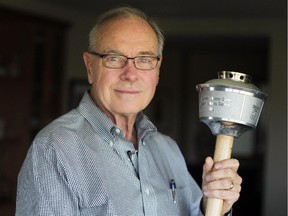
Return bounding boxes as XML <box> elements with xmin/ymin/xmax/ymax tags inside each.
<box><xmin>115</xmin><ymin>128</ymin><xmax>121</xmax><ymax>134</ymax></box>
<box><xmin>142</xmin><ymin>141</ymin><xmax>146</xmax><ymax>146</ymax></box>
<box><xmin>109</xmin><ymin>141</ymin><xmax>113</xmax><ymax>147</ymax></box>
<box><xmin>145</xmin><ymin>188</ymin><xmax>150</xmax><ymax>195</ymax></box>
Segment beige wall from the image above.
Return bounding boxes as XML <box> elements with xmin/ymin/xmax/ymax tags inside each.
<box><xmin>0</xmin><ymin>1</ymin><xmax>286</xmax><ymax>215</ymax></box>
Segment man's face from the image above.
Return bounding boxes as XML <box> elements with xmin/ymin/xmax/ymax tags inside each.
<box><xmin>83</xmin><ymin>16</ymin><xmax>162</xmax><ymax>118</ymax></box>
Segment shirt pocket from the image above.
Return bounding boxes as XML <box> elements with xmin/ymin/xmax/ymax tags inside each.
<box><xmin>164</xmin><ymin>187</ymin><xmax>190</xmax><ymax>216</ymax></box>
<box><xmin>80</xmin><ymin>203</ymin><xmax>109</xmax><ymax>216</ymax></box>
<box><xmin>79</xmin><ymin>185</ymin><xmax>111</xmax><ymax>216</ymax></box>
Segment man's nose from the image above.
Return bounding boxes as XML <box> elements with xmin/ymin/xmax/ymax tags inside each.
<box><xmin>120</xmin><ymin>59</ymin><xmax>138</xmax><ymax>81</ymax></box>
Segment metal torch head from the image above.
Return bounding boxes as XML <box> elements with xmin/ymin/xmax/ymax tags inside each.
<box><xmin>196</xmin><ymin>71</ymin><xmax>267</xmax><ymax>138</ymax></box>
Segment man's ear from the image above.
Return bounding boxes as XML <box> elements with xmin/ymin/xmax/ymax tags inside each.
<box><xmin>83</xmin><ymin>52</ymin><xmax>93</xmax><ymax>84</ymax></box>
<box><xmin>156</xmin><ymin>56</ymin><xmax>163</xmax><ymax>85</ymax></box>
<box><xmin>158</xmin><ymin>56</ymin><xmax>163</xmax><ymax>68</ymax></box>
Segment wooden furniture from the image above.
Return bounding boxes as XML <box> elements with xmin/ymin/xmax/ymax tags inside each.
<box><xmin>0</xmin><ymin>7</ymin><xmax>69</xmax><ymax>215</ymax></box>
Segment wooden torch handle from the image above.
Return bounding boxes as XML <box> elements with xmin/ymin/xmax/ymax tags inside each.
<box><xmin>205</xmin><ymin>134</ymin><xmax>234</xmax><ymax>216</ymax></box>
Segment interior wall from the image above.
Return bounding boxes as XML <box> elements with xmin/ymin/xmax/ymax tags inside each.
<box><xmin>0</xmin><ymin>1</ymin><xmax>286</xmax><ymax>215</ymax></box>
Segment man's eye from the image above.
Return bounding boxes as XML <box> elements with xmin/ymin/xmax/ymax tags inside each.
<box><xmin>139</xmin><ymin>57</ymin><xmax>152</xmax><ymax>63</ymax></box>
<box><xmin>107</xmin><ymin>56</ymin><xmax>120</xmax><ymax>62</ymax></box>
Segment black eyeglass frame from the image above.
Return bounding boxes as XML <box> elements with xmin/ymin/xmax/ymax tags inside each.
<box><xmin>88</xmin><ymin>50</ymin><xmax>160</xmax><ymax>70</ymax></box>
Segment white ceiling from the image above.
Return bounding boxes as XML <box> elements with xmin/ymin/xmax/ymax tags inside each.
<box><xmin>46</xmin><ymin>0</ymin><xmax>286</xmax><ymax>19</ymax></box>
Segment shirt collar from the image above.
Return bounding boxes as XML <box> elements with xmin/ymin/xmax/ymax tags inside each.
<box><xmin>77</xmin><ymin>91</ymin><xmax>157</xmax><ymax>141</ymax></box>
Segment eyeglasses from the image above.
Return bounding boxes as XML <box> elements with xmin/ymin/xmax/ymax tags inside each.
<box><xmin>89</xmin><ymin>51</ymin><xmax>160</xmax><ymax>70</ymax></box>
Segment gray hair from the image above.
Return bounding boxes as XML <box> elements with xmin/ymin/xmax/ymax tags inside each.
<box><xmin>88</xmin><ymin>6</ymin><xmax>165</xmax><ymax>55</ymax></box>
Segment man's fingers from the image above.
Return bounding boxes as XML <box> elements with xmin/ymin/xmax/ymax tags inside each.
<box><xmin>214</xmin><ymin>158</ymin><xmax>240</xmax><ymax>172</ymax></box>
<box><xmin>204</xmin><ymin>168</ymin><xmax>242</xmax><ymax>185</ymax></box>
<box><xmin>202</xmin><ymin>157</ymin><xmax>214</xmax><ymax>179</ymax></box>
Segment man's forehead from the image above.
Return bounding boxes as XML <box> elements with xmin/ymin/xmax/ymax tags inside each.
<box><xmin>94</xmin><ymin>17</ymin><xmax>158</xmax><ymax>54</ymax></box>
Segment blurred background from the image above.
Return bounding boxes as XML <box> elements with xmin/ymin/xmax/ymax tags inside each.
<box><xmin>0</xmin><ymin>0</ymin><xmax>286</xmax><ymax>215</ymax></box>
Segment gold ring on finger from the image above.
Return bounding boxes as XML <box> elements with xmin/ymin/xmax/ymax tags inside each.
<box><xmin>228</xmin><ymin>182</ymin><xmax>234</xmax><ymax>191</ymax></box>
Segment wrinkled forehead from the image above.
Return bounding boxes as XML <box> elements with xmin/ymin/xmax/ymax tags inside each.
<box><xmin>94</xmin><ymin>16</ymin><xmax>159</xmax><ymax>52</ymax></box>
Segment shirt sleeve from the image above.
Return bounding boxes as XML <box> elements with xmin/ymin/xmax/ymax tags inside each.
<box><xmin>16</xmin><ymin>138</ymin><xmax>80</xmax><ymax>216</ymax></box>
<box><xmin>185</xmin><ymin>171</ymin><xmax>204</xmax><ymax>216</ymax></box>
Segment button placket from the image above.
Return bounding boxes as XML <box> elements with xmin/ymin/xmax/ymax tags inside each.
<box><xmin>137</xmin><ymin>140</ymin><xmax>157</xmax><ymax>215</ymax></box>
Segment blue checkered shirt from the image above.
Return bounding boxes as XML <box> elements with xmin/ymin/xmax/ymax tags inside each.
<box><xmin>16</xmin><ymin>92</ymin><xmax>204</xmax><ymax>216</ymax></box>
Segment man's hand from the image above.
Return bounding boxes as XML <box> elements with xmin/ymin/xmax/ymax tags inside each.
<box><xmin>202</xmin><ymin>157</ymin><xmax>242</xmax><ymax>215</ymax></box>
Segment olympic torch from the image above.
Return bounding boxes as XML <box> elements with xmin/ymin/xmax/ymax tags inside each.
<box><xmin>196</xmin><ymin>71</ymin><xmax>267</xmax><ymax>216</ymax></box>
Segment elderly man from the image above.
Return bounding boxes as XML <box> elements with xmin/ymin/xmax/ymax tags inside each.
<box><xmin>16</xmin><ymin>6</ymin><xmax>241</xmax><ymax>216</ymax></box>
